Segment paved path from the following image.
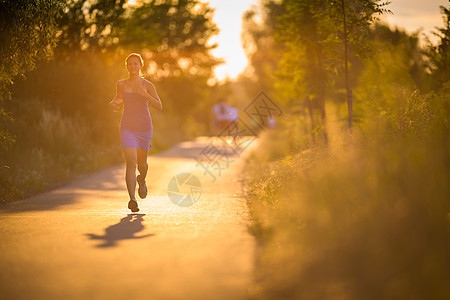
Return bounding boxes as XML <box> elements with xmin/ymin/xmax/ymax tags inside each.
<box><xmin>0</xmin><ymin>137</ymin><xmax>256</xmax><ymax>300</ymax></box>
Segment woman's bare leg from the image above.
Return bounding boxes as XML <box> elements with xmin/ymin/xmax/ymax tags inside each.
<box><xmin>123</xmin><ymin>147</ymin><xmax>138</xmax><ymax>200</ymax></box>
<box><xmin>136</xmin><ymin>149</ymin><xmax>148</xmax><ymax>198</ymax></box>
<box><xmin>137</xmin><ymin>149</ymin><xmax>148</xmax><ymax>179</ymax></box>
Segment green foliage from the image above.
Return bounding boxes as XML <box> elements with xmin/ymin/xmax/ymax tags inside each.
<box><xmin>55</xmin><ymin>0</ymin><xmax>219</xmax><ymax>77</ymax></box>
<box><xmin>369</xmin><ymin>23</ymin><xmax>426</xmax><ymax>90</ymax></box>
<box><xmin>424</xmin><ymin>5</ymin><xmax>450</xmax><ymax>91</ymax></box>
<box><xmin>0</xmin><ymin>106</ymin><xmax>15</xmax><ymax>153</ymax></box>
<box><xmin>245</xmin><ymin>90</ymin><xmax>449</xmax><ymax>299</ymax></box>
<box><xmin>56</xmin><ymin>0</ymin><xmax>127</xmax><ymax>53</ymax></box>
<box><xmin>123</xmin><ymin>0</ymin><xmax>219</xmax><ymax>78</ymax></box>
<box><xmin>240</xmin><ymin>0</ymin><xmax>390</xmax><ymax>139</ymax></box>
<box><xmin>13</xmin><ymin>52</ymin><xmax>122</xmax><ymax>128</ymax></box>
<box><xmin>17</xmin><ymin>0</ymin><xmax>220</xmax><ymax>118</ymax></box>
<box><xmin>0</xmin><ymin>0</ymin><xmax>61</xmax><ymax>93</ymax></box>
<box><xmin>354</xmin><ymin>38</ymin><xmax>417</xmax><ymax>126</ymax></box>
<box><xmin>275</xmin><ymin>0</ymin><xmax>330</xmax><ymax>95</ymax></box>
<box><xmin>273</xmin><ymin>0</ymin><xmax>389</xmax><ymax>100</ymax></box>
<box><xmin>247</xmin><ymin>113</ymin><xmax>313</xmax><ymax>162</ymax></box>
<box><xmin>353</xmin><ymin>24</ymin><xmax>447</xmax><ymax>134</ymax></box>
<box><xmin>244</xmin><ymin>7</ymin><xmax>450</xmax><ymax>298</ymax></box>
<box><xmin>241</xmin><ymin>1</ymin><xmax>284</xmax><ymax>95</ymax></box>
<box><xmin>0</xmin><ymin>99</ymin><xmax>123</xmax><ymax>203</ymax></box>
<box><xmin>327</xmin><ymin>0</ymin><xmax>392</xmax><ymax>60</ymax></box>
<box><xmin>11</xmin><ymin>0</ymin><xmax>221</xmax><ymax>130</ymax></box>
<box><xmin>0</xmin><ymin>0</ymin><xmax>62</xmax><ymax>154</ymax></box>
<box><xmin>126</xmin><ymin>0</ymin><xmax>220</xmax><ymax>116</ymax></box>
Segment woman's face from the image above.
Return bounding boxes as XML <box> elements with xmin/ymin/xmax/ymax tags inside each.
<box><xmin>127</xmin><ymin>57</ymin><xmax>142</xmax><ymax>75</ymax></box>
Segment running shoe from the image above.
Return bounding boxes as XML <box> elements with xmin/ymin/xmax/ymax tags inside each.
<box><xmin>128</xmin><ymin>200</ymin><xmax>139</xmax><ymax>212</ymax></box>
<box><xmin>137</xmin><ymin>174</ymin><xmax>148</xmax><ymax>199</ymax></box>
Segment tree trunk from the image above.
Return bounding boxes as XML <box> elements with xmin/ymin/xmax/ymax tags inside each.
<box><xmin>347</xmin><ymin>88</ymin><xmax>353</xmax><ymax>130</ymax></box>
<box><xmin>306</xmin><ymin>96</ymin><xmax>315</xmax><ymax>143</ymax></box>
<box><xmin>342</xmin><ymin>0</ymin><xmax>353</xmax><ymax>130</ymax></box>
<box><xmin>318</xmin><ymin>93</ymin><xmax>328</xmax><ymax>144</ymax></box>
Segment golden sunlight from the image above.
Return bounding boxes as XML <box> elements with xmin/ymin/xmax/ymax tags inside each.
<box><xmin>125</xmin><ymin>0</ymin><xmax>138</xmax><ymax>8</ymax></box>
<box><xmin>382</xmin><ymin>0</ymin><xmax>448</xmax><ymax>44</ymax></box>
<box><xmin>203</xmin><ymin>0</ymin><xmax>255</xmax><ymax>81</ymax></box>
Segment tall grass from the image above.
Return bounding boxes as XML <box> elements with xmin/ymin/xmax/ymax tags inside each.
<box><xmin>244</xmin><ymin>87</ymin><xmax>449</xmax><ymax>299</ymax></box>
<box><xmin>0</xmin><ymin>99</ymin><xmax>123</xmax><ymax>202</ymax></box>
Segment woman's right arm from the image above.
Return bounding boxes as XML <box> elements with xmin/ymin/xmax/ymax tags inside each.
<box><xmin>109</xmin><ymin>80</ymin><xmax>123</xmax><ymax>111</ymax></box>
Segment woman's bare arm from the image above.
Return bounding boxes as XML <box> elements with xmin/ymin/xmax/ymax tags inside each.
<box><xmin>110</xmin><ymin>80</ymin><xmax>124</xmax><ymax>104</ymax></box>
<box><xmin>136</xmin><ymin>79</ymin><xmax>163</xmax><ymax>111</ymax></box>
<box><xmin>109</xmin><ymin>80</ymin><xmax>124</xmax><ymax>112</ymax></box>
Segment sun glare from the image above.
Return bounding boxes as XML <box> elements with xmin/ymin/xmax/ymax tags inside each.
<box><xmin>381</xmin><ymin>0</ymin><xmax>447</xmax><ymax>45</ymax></box>
<box><xmin>125</xmin><ymin>0</ymin><xmax>137</xmax><ymax>7</ymax></box>
<box><xmin>203</xmin><ymin>0</ymin><xmax>255</xmax><ymax>81</ymax></box>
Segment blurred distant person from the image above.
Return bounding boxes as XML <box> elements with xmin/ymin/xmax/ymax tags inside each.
<box><xmin>211</xmin><ymin>101</ymin><xmax>239</xmax><ymax>132</ymax></box>
<box><xmin>212</xmin><ymin>101</ymin><xmax>232</xmax><ymax>133</ymax></box>
<box><xmin>211</xmin><ymin>100</ymin><xmax>239</xmax><ymax>145</ymax></box>
<box><xmin>229</xmin><ymin>105</ymin><xmax>239</xmax><ymax>123</ymax></box>
<box><xmin>267</xmin><ymin>115</ymin><xmax>277</xmax><ymax>128</ymax></box>
<box><xmin>109</xmin><ymin>53</ymin><xmax>162</xmax><ymax>212</ymax></box>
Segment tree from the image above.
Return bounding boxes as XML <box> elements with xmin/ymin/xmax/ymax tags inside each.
<box><xmin>0</xmin><ymin>0</ymin><xmax>62</xmax><ymax>152</ymax></box>
<box><xmin>241</xmin><ymin>1</ymin><xmax>284</xmax><ymax>96</ymax></box>
<box><xmin>122</xmin><ymin>0</ymin><xmax>221</xmax><ymax>116</ymax></box>
<box><xmin>369</xmin><ymin>23</ymin><xmax>425</xmax><ymax>90</ymax></box>
<box><xmin>11</xmin><ymin>0</ymin><xmax>220</xmax><ymax>147</ymax></box>
<box><xmin>122</xmin><ymin>0</ymin><xmax>219</xmax><ymax>80</ymax></box>
<box><xmin>0</xmin><ymin>0</ymin><xmax>62</xmax><ymax>200</ymax></box>
<box><xmin>275</xmin><ymin>0</ymin><xmax>333</xmax><ymax>141</ymax></box>
<box><xmin>273</xmin><ymin>0</ymin><xmax>389</xmax><ymax>133</ymax></box>
<box><xmin>54</xmin><ymin>0</ymin><xmax>219</xmax><ymax>78</ymax></box>
<box><xmin>55</xmin><ymin>0</ymin><xmax>127</xmax><ymax>55</ymax></box>
<box><xmin>328</xmin><ymin>0</ymin><xmax>391</xmax><ymax>129</ymax></box>
<box><xmin>425</xmin><ymin>5</ymin><xmax>450</xmax><ymax>91</ymax></box>
<box><xmin>241</xmin><ymin>0</ymin><xmax>331</xmax><ymax>141</ymax></box>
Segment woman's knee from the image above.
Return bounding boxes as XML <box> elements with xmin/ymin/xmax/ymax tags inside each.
<box><xmin>137</xmin><ymin>161</ymin><xmax>148</xmax><ymax>170</ymax></box>
<box><xmin>126</xmin><ymin>158</ymin><xmax>137</xmax><ymax>168</ymax></box>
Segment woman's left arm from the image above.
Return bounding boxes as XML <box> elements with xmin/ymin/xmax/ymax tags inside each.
<box><xmin>136</xmin><ymin>80</ymin><xmax>163</xmax><ymax>111</ymax></box>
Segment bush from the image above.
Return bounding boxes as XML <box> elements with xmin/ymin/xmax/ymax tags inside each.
<box><xmin>0</xmin><ymin>98</ymin><xmax>122</xmax><ymax>203</ymax></box>
<box><xmin>245</xmin><ymin>89</ymin><xmax>450</xmax><ymax>299</ymax></box>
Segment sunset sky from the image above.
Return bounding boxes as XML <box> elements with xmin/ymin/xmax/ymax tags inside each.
<box><xmin>205</xmin><ymin>0</ymin><xmax>449</xmax><ymax>81</ymax></box>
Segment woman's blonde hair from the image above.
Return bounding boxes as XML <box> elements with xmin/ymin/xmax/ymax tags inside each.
<box><xmin>125</xmin><ymin>53</ymin><xmax>144</xmax><ymax>67</ymax></box>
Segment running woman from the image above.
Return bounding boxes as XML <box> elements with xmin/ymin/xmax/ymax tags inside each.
<box><xmin>109</xmin><ymin>53</ymin><xmax>163</xmax><ymax>212</ymax></box>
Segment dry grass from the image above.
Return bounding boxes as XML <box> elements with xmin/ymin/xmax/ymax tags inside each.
<box><xmin>244</xmin><ymin>91</ymin><xmax>450</xmax><ymax>299</ymax></box>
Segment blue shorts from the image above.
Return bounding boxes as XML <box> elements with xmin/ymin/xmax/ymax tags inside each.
<box><xmin>119</xmin><ymin>130</ymin><xmax>152</xmax><ymax>151</ymax></box>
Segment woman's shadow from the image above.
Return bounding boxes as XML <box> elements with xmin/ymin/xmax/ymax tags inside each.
<box><xmin>85</xmin><ymin>214</ymin><xmax>154</xmax><ymax>248</ymax></box>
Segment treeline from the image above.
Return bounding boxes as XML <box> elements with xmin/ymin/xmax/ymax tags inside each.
<box><xmin>0</xmin><ymin>0</ymin><xmax>225</xmax><ymax>202</ymax></box>
<box><xmin>240</xmin><ymin>1</ymin><xmax>449</xmax><ymax>299</ymax></box>
<box><xmin>237</xmin><ymin>0</ymin><xmax>449</xmax><ymax>136</ymax></box>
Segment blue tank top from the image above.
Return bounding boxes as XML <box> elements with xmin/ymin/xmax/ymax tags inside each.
<box><xmin>120</xmin><ymin>91</ymin><xmax>152</xmax><ymax>132</ymax></box>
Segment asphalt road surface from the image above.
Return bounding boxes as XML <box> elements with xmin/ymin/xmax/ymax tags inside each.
<box><xmin>0</xmin><ymin>137</ymin><xmax>257</xmax><ymax>300</ymax></box>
